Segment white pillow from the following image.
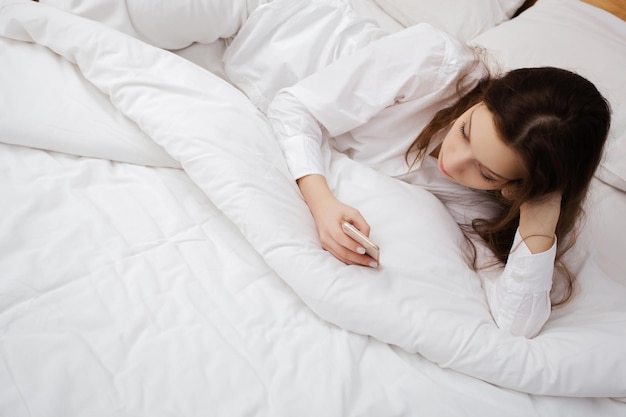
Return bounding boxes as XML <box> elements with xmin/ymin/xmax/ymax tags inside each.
<box><xmin>373</xmin><ymin>0</ymin><xmax>526</xmax><ymax>40</ymax></box>
<box><xmin>471</xmin><ymin>0</ymin><xmax>626</xmax><ymax>191</ymax></box>
<box><xmin>37</xmin><ymin>0</ymin><xmax>250</xmax><ymax>49</ymax></box>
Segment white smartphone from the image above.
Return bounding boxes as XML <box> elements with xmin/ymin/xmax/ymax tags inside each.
<box><xmin>341</xmin><ymin>221</ymin><xmax>380</xmax><ymax>262</ymax></box>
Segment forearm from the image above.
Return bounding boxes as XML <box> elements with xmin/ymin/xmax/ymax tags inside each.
<box><xmin>482</xmin><ymin>193</ymin><xmax>562</xmax><ymax>337</ymax></box>
<box><xmin>297</xmin><ymin>174</ymin><xmax>335</xmax><ymax>214</ymax></box>
<box><xmin>518</xmin><ymin>211</ymin><xmax>558</xmax><ymax>253</ymax></box>
<box><xmin>518</xmin><ymin>192</ymin><xmax>561</xmax><ymax>254</ymax></box>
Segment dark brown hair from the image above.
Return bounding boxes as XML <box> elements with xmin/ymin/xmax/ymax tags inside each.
<box><xmin>407</xmin><ymin>67</ymin><xmax>611</xmax><ymax>305</ymax></box>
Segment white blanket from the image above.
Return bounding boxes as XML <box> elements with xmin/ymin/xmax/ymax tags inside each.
<box><xmin>1</xmin><ymin>0</ymin><xmax>626</xmax><ymax>414</ymax></box>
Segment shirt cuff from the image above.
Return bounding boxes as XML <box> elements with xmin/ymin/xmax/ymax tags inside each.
<box><xmin>279</xmin><ymin>135</ymin><xmax>326</xmax><ymax>180</ymax></box>
<box><xmin>502</xmin><ymin>229</ymin><xmax>556</xmax><ymax>293</ymax></box>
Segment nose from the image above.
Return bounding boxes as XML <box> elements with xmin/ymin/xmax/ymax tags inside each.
<box><xmin>446</xmin><ymin>142</ymin><xmax>472</xmax><ymax>174</ymax></box>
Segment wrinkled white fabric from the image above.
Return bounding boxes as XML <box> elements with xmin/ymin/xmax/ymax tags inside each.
<box><xmin>267</xmin><ymin>23</ymin><xmax>464</xmax><ymax>180</ymax></box>
<box><xmin>224</xmin><ymin>0</ymin><xmax>387</xmax><ymax>113</ymax></box>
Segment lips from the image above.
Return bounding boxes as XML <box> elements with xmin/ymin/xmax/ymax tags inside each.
<box><xmin>438</xmin><ymin>154</ymin><xmax>452</xmax><ymax>178</ymax></box>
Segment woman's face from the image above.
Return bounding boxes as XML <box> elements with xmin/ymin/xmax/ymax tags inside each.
<box><xmin>436</xmin><ymin>103</ymin><xmax>525</xmax><ymax>191</ymax></box>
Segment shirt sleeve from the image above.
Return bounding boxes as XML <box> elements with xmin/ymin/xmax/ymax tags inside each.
<box><xmin>482</xmin><ymin>229</ymin><xmax>556</xmax><ymax>338</ymax></box>
<box><xmin>267</xmin><ymin>23</ymin><xmax>478</xmax><ymax>180</ymax></box>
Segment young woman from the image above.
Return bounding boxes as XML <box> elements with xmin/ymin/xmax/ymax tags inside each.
<box><xmin>256</xmin><ymin>14</ymin><xmax>611</xmax><ymax>338</ymax></box>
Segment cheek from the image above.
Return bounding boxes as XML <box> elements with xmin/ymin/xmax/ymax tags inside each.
<box><xmin>441</xmin><ymin>130</ymin><xmax>465</xmax><ymax>167</ymax></box>
<box><xmin>440</xmin><ymin>130</ymin><xmax>457</xmax><ymax>157</ymax></box>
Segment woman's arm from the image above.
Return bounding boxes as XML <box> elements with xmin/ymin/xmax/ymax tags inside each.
<box><xmin>483</xmin><ymin>192</ymin><xmax>562</xmax><ymax>338</ymax></box>
<box><xmin>267</xmin><ymin>94</ymin><xmax>378</xmax><ymax>266</ymax></box>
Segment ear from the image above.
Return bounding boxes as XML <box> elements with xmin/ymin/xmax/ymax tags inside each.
<box><xmin>500</xmin><ymin>182</ymin><xmax>521</xmax><ymax>200</ymax></box>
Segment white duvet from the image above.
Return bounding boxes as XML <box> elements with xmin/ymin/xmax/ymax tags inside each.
<box><xmin>1</xmin><ymin>0</ymin><xmax>626</xmax><ymax>415</ymax></box>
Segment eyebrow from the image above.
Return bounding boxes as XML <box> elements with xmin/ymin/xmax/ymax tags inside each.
<box><xmin>467</xmin><ymin>108</ymin><xmax>516</xmax><ymax>182</ymax></box>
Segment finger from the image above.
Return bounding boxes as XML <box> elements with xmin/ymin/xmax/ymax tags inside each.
<box><xmin>322</xmin><ymin>234</ymin><xmax>377</xmax><ymax>266</ymax></box>
<box><xmin>336</xmin><ymin>231</ymin><xmax>367</xmax><ymax>257</ymax></box>
<box><xmin>330</xmin><ymin>235</ymin><xmax>378</xmax><ymax>267</ymax></box>
<box><xmin>330</xmin><ymin>245</ymin><xmax>378</xmax><ymax>267</ymax></box>
<box><xmin>344</xmin><ymin>212</ymin><xmax>371</xmax><ymax>236</ymax></box>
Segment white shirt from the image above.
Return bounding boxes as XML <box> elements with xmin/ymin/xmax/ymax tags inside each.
<box><xmin>267</xmin><ymin>23</ymin><xmax>555</xmax><ymax>338</ymax></box>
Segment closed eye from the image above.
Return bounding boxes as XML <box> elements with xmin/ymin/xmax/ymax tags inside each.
<box><xmin>459</xmin><ymin>122</ymin><xmax>467</xmax><ymax>139</ymax></box>
<box><xmin>480</xmin><ymin>171</ymin><xmax>497</xmax><ymax>183</ymax></box>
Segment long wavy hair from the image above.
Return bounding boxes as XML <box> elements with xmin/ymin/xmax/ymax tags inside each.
<box><xmin>406</xmin><ymin>67</ymin><xmax>611</xmax><ymax>305</ymax></box>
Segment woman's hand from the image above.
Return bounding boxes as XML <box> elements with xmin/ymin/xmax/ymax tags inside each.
<box><xmin>297</xmin><ymin>174</ymin><xmax>378</xmax><ymax>267</ymax></box>
<box><xmin>519</xmin><ymin>191</ymin><xmax>562</xmax><ymax>254</ymax></box>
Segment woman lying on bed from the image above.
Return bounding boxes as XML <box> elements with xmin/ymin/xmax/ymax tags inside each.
<box><xmin>262</xmin><ymin>20</ymin><xmax>610</xmax><ymax>338</ymax></box>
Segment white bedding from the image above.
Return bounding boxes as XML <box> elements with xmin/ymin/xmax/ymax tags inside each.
<box><xmin>1</xmin><ymin>0</ymin><xmax>625</xmax><ymax>415</ymax></box>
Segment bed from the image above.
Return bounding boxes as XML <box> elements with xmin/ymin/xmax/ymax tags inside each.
<box><xmin>1</xmin><ymin>0</ymin><xmax>625</xmax><ymax>415</ymax></box>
